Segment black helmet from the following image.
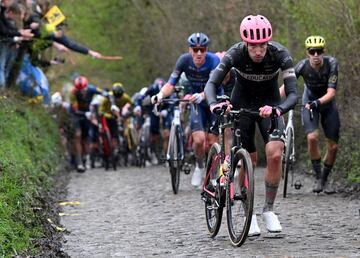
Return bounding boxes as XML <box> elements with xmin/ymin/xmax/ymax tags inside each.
<box><xmin>153</xmin><ymin>77</ymin><xmax>165</xmax><ymax>88</ymax></box>
<box><xmin>187</xmin><ymin>32</ymin><xmax>209</xmax><ymax>47</ymax></box>
<box><xmin>112</xmin><ymin>82</ymin><xmax>124</xmax><ymax>97</ymax></box>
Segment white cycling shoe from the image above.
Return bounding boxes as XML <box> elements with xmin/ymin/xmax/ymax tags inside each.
<box><xmin>191</xmin><ymin>166</ymin><xmax>203</xmax><ymax>187</ymax></box>
<box><xmin>248</xmin><ymin>214</ymin><xmax>261</xmax><ymax>236</ymax></box>
<box><xmin>262</xmin><ymin>211</ymin><xmax>282</xmax><ymax>233</ymax></box>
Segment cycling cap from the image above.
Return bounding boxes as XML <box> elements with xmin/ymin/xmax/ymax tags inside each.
<box><xmin>112</xmin><ymin>82</ymin><xmax>124</xmax><ymax>97</ymax></box>
<box><xmin>51</xmin><ymin>92</ymin><xmax>62</xmax><ymax>107</ymax></box>
<box><xmin>240</xmin><ymin>15</ymin><xmax>272</xmax><ymax>44</ymax></box>
<box><xmin>305</xmin><ymin>35</ymin><xmax>325</xmax><ymax>49</ymax></box>
<box><xmin>74</xmin><ymin>76</ymin><xmax>88</xmax><ymax>90</ymax></box>
<box><xmin>187</xmin><ymin>32</ymin><xmax>209</xmax><ymax>47</ymax></box>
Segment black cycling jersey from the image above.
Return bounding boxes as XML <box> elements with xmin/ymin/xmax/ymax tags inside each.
<box><xmin>205</xmin><ymin>41</ymin><xmax>297</xmax><ymax>113</ymax></box>
<box><xmin>223</xmin><ymin>68</ymin><xmax>237</xmax><ymax>97</ymax></box>
<box><xmin>296</xmin><ymin>56</ymin><xmax>340</xmax><ymax>142</ymax></box>
<box><xmin>295</xmin><ymin>56</ymin><xmax>338</xmax><ymax>102</ymax></box>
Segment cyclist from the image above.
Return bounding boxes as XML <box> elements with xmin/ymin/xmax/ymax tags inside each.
<box><xmin>50</xmin><ymin>91</ymin><xmax>74</xmax><ymax>167</ymax></box>
<box><xmin>205</xmin><ymin>15</ymin><xmax>297</xmax><ymax>236</ymax></box>
<box><xmin>151</xmin><ymin>32</ymin><xmax>220</xmax><ymax>187</ymax></box>
<box><xmin>294</xmin><ymin>36</ymin><xmax>339</xmax><ymax>194</ymax></box>
<box><xmin>69</xmin><ymin>75</ymin><xmax>108</xmax><ymax>172</ymax></box>
<box><xmin>98</xmin><ymin>82</ymin><xmax>134</xmax><ymax>160</ymax></box>
<box><xmin>135</xmin><ymin>78</ymin><xmax>166</xmax><ymax>165</ymax></box>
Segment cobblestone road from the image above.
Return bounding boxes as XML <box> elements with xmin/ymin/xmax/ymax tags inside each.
<box><xmin>61</xmin><ymin>165</ymin><xmax>360</xmax><ymax>257</ymax></box>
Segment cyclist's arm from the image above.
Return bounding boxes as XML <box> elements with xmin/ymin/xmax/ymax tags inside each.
<box><xmin>318</xmin><ymin>88</ymin><xmax>336</xmax><ymax>105</ymax></box>
<box><xmin>205</xmin><ymin>51</ymin><xmax>233</xmax><ymax>106</ymax></box>
<box><xmin>318</xmin><ymin>57</ymin><xmax>338</xmax><ymax>105</ymax></box>
<box><xmin>159</xmin><ymin>55</ymin><xmax>187</xmax><ymax>98</ymax></box>
<box><xmin>276</xmin><ymin>51</ymin><xmax>298</xmax><ymax>114</ymax></box>
<box><xmin>160</xmin><ymin>82</ymin><xmax>175</xmax><ymax>98</ymax></box>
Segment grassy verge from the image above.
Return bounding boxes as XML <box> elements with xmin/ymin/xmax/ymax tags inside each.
<box><xmin>0</xmin><ymin>94</ymin><xmax>62</xmax><ymax>257</ymax></box>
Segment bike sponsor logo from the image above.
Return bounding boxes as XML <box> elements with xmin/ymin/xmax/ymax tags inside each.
<box><xmin>235</xmin><ymin>68</ymin><xmax>279</xmax><ymax>82</ymax></box>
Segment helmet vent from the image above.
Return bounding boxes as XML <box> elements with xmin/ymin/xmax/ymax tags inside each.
<box><xmin>250</xmin><ymin>29</ymin><xmax>254</xmax><ymax>40</ymax></box>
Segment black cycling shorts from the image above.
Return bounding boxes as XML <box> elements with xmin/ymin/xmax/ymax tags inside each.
<box><xmin>301</xmin><ymin>101</ymin><xmax>340</xmax><ymax>143</ymax></box>
<box><xmin>235</xmin><ymin>114</ymin><xmax>285</xmax><ymax>153</ymax></box>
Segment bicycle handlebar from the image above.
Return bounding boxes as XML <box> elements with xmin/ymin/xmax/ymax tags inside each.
<box><xmin>153</xmin><ymin>98</ymin><xmax>197</xmax><ymax>116</ymax></box>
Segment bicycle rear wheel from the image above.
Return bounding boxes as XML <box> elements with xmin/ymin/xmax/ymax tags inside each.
<box><xmin>226</xmin><ymin>148</ymin><xmax>254</xmax><ymax>247</ymax></box>
<box><xmin>102</xmin><ymin>130</ymin><xmax>113</xmax><ymax>171</ymax></box>
<box><xmin>204</xmin><ymin>143</ymin><xmax>223</xmax><ymax>238</ymax></box>
<box><xmin>282</xmin><ymin>127</ymin><xmax>294</xmax><ymax>198</ymax></box>
<box><xmin>170</xmin><ymin>127</ymin><xmax>181</xmax><ymax>194</ymax></box>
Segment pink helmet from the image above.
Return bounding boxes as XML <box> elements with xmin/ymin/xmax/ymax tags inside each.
<box><xmin>240</xmin><ymin>15</ymin><xmax>272</xmax><ymax>44</ymax></box>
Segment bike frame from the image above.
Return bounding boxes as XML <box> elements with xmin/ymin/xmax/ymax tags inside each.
<box><xmin>166</xmin><ymin>107</ymin><xmax>184</xmax><ymax>162</ymax></box>
<box><xmin>100</xmin><ymin>115</ymin><xmax>112</xmax><ymax>156</ymax></box>
<box><xmin>285</xmin><ymin>109</ymin><xmax>296</xmax><ymax>165</ymax></box>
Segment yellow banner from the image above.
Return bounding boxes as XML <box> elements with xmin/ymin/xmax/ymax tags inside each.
<box><xmin>44</xmin><ymin>5</ymin><xmax>66</xmax><ymax>26</ymax></box>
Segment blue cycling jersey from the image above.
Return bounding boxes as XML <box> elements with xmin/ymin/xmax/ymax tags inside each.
<box><xmin>168</xmin><ymin>52</ymin><xmax>220</xmax><ymax>95</ymax></box>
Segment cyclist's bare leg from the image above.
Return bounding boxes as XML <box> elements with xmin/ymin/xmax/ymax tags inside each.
<box><xmin>150</xmin><ymin>133</ymin><xmax>160</xmax><ymax>163</ymax></box>
<box><xmin>192</xmin><ymin>131</ymin><xmax>206</xmax><ymax>167</ymax></box>
<box><xmin>321</xmin><ymin>139</ymin><xmax>338</xmax><ymax>193</ymax></box>
<box><xmin>74</xmin><ymin>130</ymin><xmax>82</xmax><ymax>165</ymax></box>
<box><xmin>206</xmin><ymin>133</ymin><xmax>218</xmax><ymax>153</ymax></box>
<box><xmin>323</xmin><ymin>139</ymin><xmax>338</xmax><ymax>166</ymax></box>
<box><xmin>263</xmin><ymin>141</ymin><xmax>283</xmax><ymax>212</ymax></box>
<box><xmin>224</xmin><ymin>128</ymin><xmax>233</xmax><ymax>156</ymax></box>
<box><xmin>307</xmin><ymin>130</ymin><xmax>324</xmax><ymax>192</ymax></box>
<box><xmin>161</xmin><ymin>129</ymin><xmax>170</xmax><ymax>158</ymax></box>
<box><xmin>307</xmin><ymin>130</ymin><xmax>321</xmax><ymax>160</ymax></box>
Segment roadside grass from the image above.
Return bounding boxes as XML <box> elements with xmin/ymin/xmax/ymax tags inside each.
<box><xmin>0</xmin><ymin>95</ymin><xmax>61</xmax><ymax>257</ymax></box>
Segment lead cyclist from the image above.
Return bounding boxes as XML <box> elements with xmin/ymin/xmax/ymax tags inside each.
<box><xmin>205</xmin><ymin>15</ymin><xmax>297</xmax><ymax>237</ymax></box>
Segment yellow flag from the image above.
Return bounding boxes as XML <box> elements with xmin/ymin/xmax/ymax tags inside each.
<box><xmin>44</xmin><ymin>5</ymin><xmax>66</xmax><ymax>26</ymax></box>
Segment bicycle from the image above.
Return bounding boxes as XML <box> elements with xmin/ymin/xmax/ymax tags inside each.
<box><xmin>202</xmin><ymin>98</ymin><xmax>281</xmax><ymax>247</ymax></box>
<box><xmin>281</xmin><ymin>106</ymin><xmax>315</xmax><ymax>197</ymax></box>
<box><xmin>135</xmin><ymin>114</ymin><xmax>151</xmax><ymax>167</ymax></box>
<box><xmin>99</xmin><ymin>115</ymin><xmax>117</xmax><ymax>171</ymax></box>
<box><xmin>281</xmin><ymin>109</ymin><xmax>297</xmax><ymax>198</ymax></box>
<box><xmin>155</xmin><ymin>86</ymin><xmax>193</xmax><ymax>194</ymax></box>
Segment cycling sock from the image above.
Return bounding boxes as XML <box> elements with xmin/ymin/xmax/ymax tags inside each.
<box><xmin>196</xmin><ymin>157</ymin><xmax>204</xmax><ymax>169</ymax></box>
<box><xmin>322</xmin><ymin>163</ymin><xmax>333</xmax><ymax>183</ymax></box>
<box><xmin>311</xmin><ymin>159</ymin><xmax>322</xmax><ymax>178</ymax></box>
<box><xmin>263</xmin><ymin>181</ymin><xmax>279</xmax><ymax>213</ymax></box>
<box><xmin>76</xmin><ymin>154</ymin><xmax>82</xmax><ymax>166</ymax></box>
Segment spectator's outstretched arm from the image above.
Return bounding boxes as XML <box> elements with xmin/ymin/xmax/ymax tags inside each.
<box><xmin>52</xmin><ymin>33</ymin><xmax>102</xmax><ymax>57</ymax></box>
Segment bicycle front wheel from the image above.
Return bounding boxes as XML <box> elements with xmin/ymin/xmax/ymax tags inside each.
<box><xmin>204</xmin><ymin>143</ymin><xmax>223</xmax><ymax>238</ymax></box>
<box><xmin>283</xmin><ymin>127</ymin><xmax>294</xmax><ymax>198</ymax></box>
<box><xmin>170</xmin><ymin>126</ymin><xmax>182</xmax><ymax>194</ymax></box>
<box><xmin>226</xmin><ymin>148</ymin><xmax>254</xmax><ymax>247</ymax></box>
<box><xmin>102</xmin><ymin>130</ymin><xmax>113</xmax><ymax>171</ymax></box>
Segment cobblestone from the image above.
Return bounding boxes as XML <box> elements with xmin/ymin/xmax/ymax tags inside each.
<box><xmin>61</xmin><ymin>165</ymin><xmax>360</xmax><ymax>257</ymax></box>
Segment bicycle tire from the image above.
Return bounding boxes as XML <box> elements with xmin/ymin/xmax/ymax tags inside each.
<box><xmin>226</xmin><ymin>148</ymin><xmax>254</xmax><ymax>247</ymax></box>
<box><xmin>204</xmin><ymin>143</ymin><xmax>223</xmax><ymax>238</ymax></box>
<box><xmin>283</xmin><ymin>127</ymin><xmax>294</xmax><ymax>198</ymax></box>
<box><xmin>169</xmin><ymin>126</ymin><xmax>181</xmax><ymax>194</ymax></box>
<box><xmin>102</xmin><ymin>130</ymin><xmax>113</xmax><ymax>171</ymax></box>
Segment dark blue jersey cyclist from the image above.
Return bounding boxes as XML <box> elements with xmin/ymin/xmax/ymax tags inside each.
<box><xmin>151</xmin><ymin>32</ymin><xmax>220</xmax><ymax>187</ymax></box>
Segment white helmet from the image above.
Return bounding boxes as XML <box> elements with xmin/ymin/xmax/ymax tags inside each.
<box><xmin>51</xmin><ymin>92</ymin><xmax>62</xmax><ymax>107</ymax></box>
<box><xmin>140</xmin><ymin>87</ymin><xmax>148</xmax><ymax>95</ymax></box>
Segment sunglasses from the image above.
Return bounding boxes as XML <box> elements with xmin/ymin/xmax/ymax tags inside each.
<box><xmin>192</xmin><ymin>47</ymin><xmax>207</xmax><ymax>53</ymax></box>
<box><xmin>308</xmin><ymin>48</ymin><xmax>324</xmax><ymax>55</ymax></box>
